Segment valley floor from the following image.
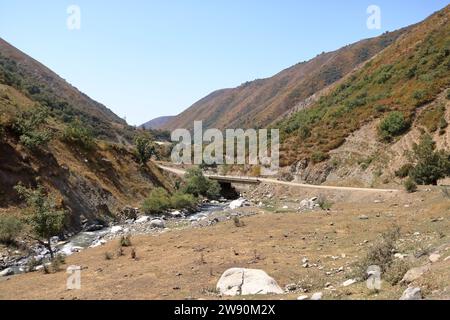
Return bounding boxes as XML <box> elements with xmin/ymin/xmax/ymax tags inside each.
<box><xmin>0</xmin><ymin>186</ymin><xmax>449</xmax><ymax>300</ymax></box>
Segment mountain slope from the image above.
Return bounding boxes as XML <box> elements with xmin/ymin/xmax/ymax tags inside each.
<box><xmin>0</xmin><ymin>38</ymin><xmax>131</xmax><ymax>142</ymax></box>
<box><xmin>0</xmin><ymin>40</ymin><xmax>172</xmax><ymax>232</ymax></box>
<box><xmin>277</xmin><ymin>5</ymin><xmax>450</xmax><ymax>185</ymax></box>
<box><xmin>160</xmin><ymin>29</ymin><xmax>408</xmax><ymax>131</ymax></box>
<box><xmin>140</xmin><ymin>116</ymin><xmax>174</xmax><ymax>130</ymax></box>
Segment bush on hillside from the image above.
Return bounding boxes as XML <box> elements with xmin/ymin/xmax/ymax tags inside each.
<box><xmin>134</xmin><ymin>132</ymin><xmax>156</xmax><ymax>165</ymax></box>
<box><xmin>311</xmin><ymin>151</ymin><xmax>329</xmax><ymax>164</ymax></box>
<box><xmin>142</xmin><ymin>188</ymin><xmax>171</xmax><ymax>214</ymax></box>
<box><xmin>62</xmin><ymin>120</ymin><xmax>95</xmax><ymax>150</ymax></box>
<box><xmin>13</xmin><ymin>106</ymin><xmax>52</xmax><ymax>150</ymax></box>
<box><xmin>395</xmin><ymin>163</ymin><xmax>414</xmax><ymax>178</ymax></box>
<box><xmin>410</xmin><ymin>134</ymin><xmax>450</xmax><ymax>185</ymax></box>
<box><xmin>378</xmin><ymin>112</ymin><xmax>409</xmax><ymax>142</ymax></box>
<box><xmin>404</xmin><ymin>178</ymin><xmax>417</xmax><ymax>193</ymax></box>
<box><xmin>0</xmin><ymin>215</ymin><xmax>23</xmax><ymax>245</ymax></box>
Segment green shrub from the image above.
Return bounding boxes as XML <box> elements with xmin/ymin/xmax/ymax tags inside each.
<box><xmin>311</xmin><ymin>151</ymin><xmax>329</xmax><ymax>164</ymax></box>
<box><xmin>0</xmin><ymin>215</ymin><xmax>23</xmax><ymax>245</ymax></box>
<box><xmin>182</xmin><ymin>168</ymin><xmax>221</xmax><ymax>199</ymax></box>
<box><xmin>13</xmin><ymin>106</ymin><xmax>51</xmax><ymax>150</ymax></box>
<box><xmin>119</xmin><ymin>235</ymin><xmax>132</xmax><ymax>247</ymax></box>
<box><xmin>395</xmin><ymin>163</ymin><xmax>414</xmax><ymax>178</ymax></box>
<box><xmin>447</xmin><ymin>90</ymin><xmax>450</xmax><ymax>100</ymax></box>
<box><xmin>134</xmin><ymin>132</ymin><xmax>155</xmax><ymax>165</ymax></box>
<box><xmin>404</xmin><ymin>178</ymin><xmax>417</xmax><ymax>193</ymax></box>
<box><xmin>378</xmin><ymin>111</ymin><xmax>409</xmax><ymax>142</ymax></box>
<box><xmin>410</xmin><ymin>134</ymin><xmax>450</xmax><ymax>185</ymax></box>
<box><xmin>142</xmin><ymin>187</ymin><xmax>171</xmax><ymax>214</ymax></box>
<box><xmin>170</xmin><ymin>192</ymin><xmax>197</xmax><ymax>211</ymax></box>
<box><xmin>62</xmin><ymin>120</ymin><xmax>95</xmax><ymax>150</ymax></box>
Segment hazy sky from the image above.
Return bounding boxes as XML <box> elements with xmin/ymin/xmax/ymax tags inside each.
<box><xmin>0</xmin><ymin>0</ymin><xmax>448</xmax><ymax>125</ymax></box>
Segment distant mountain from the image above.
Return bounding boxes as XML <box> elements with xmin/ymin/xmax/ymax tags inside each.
<box><xmin>140</xmin><ymin>116</ymin><xmax>174</xmax><ymax>130</ymax></box>
<box><xmin>158</xmin><ymin>28</ymin><xmax>408</xmax><ymax>131</ymax></box>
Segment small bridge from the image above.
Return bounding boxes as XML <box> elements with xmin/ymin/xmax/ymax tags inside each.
<box><xmin>206</xmin><ymin>175</ymin><xmax>261</xmax><ymax>185</ymax></box>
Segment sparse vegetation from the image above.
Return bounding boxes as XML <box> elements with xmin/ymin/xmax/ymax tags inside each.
<box><xmin>0</xmin><ymin>215</ymin><xmax>23</xmax><ymax>245</ymax></box>
<box><xmin>233</xmin><ymin>216</ymin><xmax>245</xmax><ymax>227</ymax></box>
<box><xmin>119</xmin><ymin>235</ymin><xmax>132</xmax><ymax>247</ymax></box>
<box><xmin>404</xmin><ymin>178</ymin><xmax>417</xmax><ymax>193</ymax></box>
<box><xmin>62</xmin><ymin>119</ymin><xmax>95</xmax><ymax>150</ymax></box>
<box><xmin>355</xmin><ymin>227</ymin><xmax>400</xmax><ymax>278</ymax></box>
<box><xmin>170</xmin><ymin>191</ymin><xmax>198</xmax><ymax>211</ymax></box>
<box><xmin>378</xmin><ymin>112</ymin><xmax>409</xmax><ymax>142</ymax></box>
<box><xmin>13</xmin><ymin>106</ymin><xmax>52</xmax><ymax>150</ymax></box>
<box><xmin>409</xmin><ymin>134</ymin><xmax>450</xmax><ymax>185</ymax></box>
<box><xmin>104</xmin><ymin>252</ymin><xmax>113</xmax><ymax>260</ymax></box>
<box><xmin>311</xmin><ymin>151</ymin><xmax>329</xmax><ymax>164</ymax></box>
<box><xmin>14</xmin><ymin>184</ymin><xmax>66</xmax><ymax>259</ymax></box>
<box><xmin>384</xmin><ymin>259</ymin><xmax>410</xmax><ymax>285</ymax></box>
<box><xmin>142</xmin><ymin>187</ymin><xmax>171</xmax><ymax>214</ymax></box>
<box><xmin>395</xmin><ymin>164</ymin><xmax>414</xmax><ymax>178</ymax></box>
<box><xmin>317</xmin><ymin>195</ymin><xmax>333</xmax><ymax>210</ymax></box>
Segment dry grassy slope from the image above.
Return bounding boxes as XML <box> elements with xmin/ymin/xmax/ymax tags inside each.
<box><xmin>0</xmin><ymin>38</ymin><xmax>123</xmax><ymax>126</ymax></box>
<box><xmin>278</xmin><ymin>5</ymin><xmax>450</xmax><ymax>180</ymax></box>
<box><xmin>161</xmin><ymin>30</ymin><xmax>407</xmax><ymax>131</ymax></box>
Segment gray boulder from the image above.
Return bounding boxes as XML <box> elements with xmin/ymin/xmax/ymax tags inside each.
<box><xmin>400</xmin><ymin>287</ymin><xmax>422</xmax><ymax>300</ymax></box>
<box><xmin>216</xmin><ymin>268</ymin><xmax>283</xmax><ymax>296</ymax></box>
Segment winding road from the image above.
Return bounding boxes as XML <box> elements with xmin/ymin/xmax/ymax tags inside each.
<box><xmin>157</xmin><ymin>164</ymin><xmax>400</xmax><ymax>193</ymax></box>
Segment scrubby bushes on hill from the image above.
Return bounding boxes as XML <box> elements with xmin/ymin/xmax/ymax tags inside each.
<box><xmin>378</xmin><ymin>112</ymin><xmax>409</xmax><ymax>142</ymax></box>
<box><xmin>0</xmin><ymin>215</ymin><xmax>23</xmax><ymax>245</ymax></box>
<box><xmin>134</xmin><ymin>132</ymin><xmax>156</xmax><ymax>165</ymax></box>
<box><xmin>142</xmin><ymin>188</ymin><xmax>199</xmax><ymax>214</ymax></box>
<box><xmin>62</xmin><ymin>119</ymin><xmax>95</xmax><ymax>150</ymax></box>
<box><xmin>13</xmin><ymin>106</ymin><xmax>52</xmax><ymax>150</ymax></box>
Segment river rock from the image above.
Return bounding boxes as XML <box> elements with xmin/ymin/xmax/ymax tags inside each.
<box><xmin>110</xmin><ymin>226</ymin><xmax>123</xmax><ymax>234</ymax></box>
<box><xmin>150</xmin><ymin>219</ymin><xmax>165</xmax><ymax>229</ymax></box>
<box><xmin>297</xmin><ymin>295</ymin><xmax>308</xmax><ymax>300</ymax></box>
<box><xmin>229</xmin><ymin>199</ymin><xmax>246</xmax><ymax>210</ymax></box>
<box><xmin>135</xmin><ymin>216</ymin><xmax>150</xmax><ymax>224</ymax></box>
<box><xmin>400</xmin><ymin>287</ymin><xmax>422</xmax><ymax>300</ymax></box>
<box><xmin>310</xmin><ymin>292</ymin><xmax>323</xmax><ymax>300</ymax></box>
<box><xmin>298</xmin><ymin>197</ymin><xmax>319</xmax><ymax>211</ymax></box>
<box><xmin>216</xmin><ymin>268</ymin><xmax>284</xmax><ymax>296</ymax></box>
<box><xmin>170</xmin><ymin>211</ymin><xmax>183</xmax><ymax>218</ymax></box>
<box><xmin>0</xmin><ymin>267</ymin><xmax>13</xmax><ymax>277</ymax></box>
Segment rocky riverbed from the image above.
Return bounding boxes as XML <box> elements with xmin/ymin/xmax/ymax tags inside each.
<box><xmin>0</xmin><ymin>198</ymin><xmax>257</xmax><ymax>277</ymax></box>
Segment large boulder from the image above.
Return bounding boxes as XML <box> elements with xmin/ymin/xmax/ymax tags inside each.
<box><xmin>150</xmin><ymin>219</ymin><xmax>165</xmax><ymax>229</ymax></box>
<box><xmin>229</xmin><ymin>199</ymin><xmax>246</xmax><ymax>210</ymax></box>
<box><xmin>216</xmin><ymin>268</ymin><xmax>284</xmax><ymax>296</ymax></box>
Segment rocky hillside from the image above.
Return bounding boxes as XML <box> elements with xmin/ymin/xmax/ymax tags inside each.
<box><xmin>277</xmin><ymin>5</ymin><xmax>450</xmax><ymax>186</ymax></box>
<box><xmin>159</xmin><ymin>29</ymin><xmax>408</xmax><ymax>131</ymax></box>
<box><xmin>0</xmin><ymin>40</ymin><xmax>173</xmax><ymax>232</ymax></box>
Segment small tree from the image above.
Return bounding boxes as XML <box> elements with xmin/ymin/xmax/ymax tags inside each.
<box><xmin>14</xmin><ymin>184</ymin><xmax>66</xmax><ymax>259</ymax></box>
<box><xmin>13</xmin><ymin>106</ymin><xmax>52</xmax><ymax>150</ymax></box>
<box><xmin>410</xmin><ymin>134</ymin><xmax>449</xmax><ymax>185</ymax></box>
<box><xmin>182</xmin><ymin>167</ymin><xmax>221</xmax><ymax>199</ymax></box>
<box><xmin>134</xmin><ymin>133</ymin><xmax>156</xmax><ymax>165</ymax></box>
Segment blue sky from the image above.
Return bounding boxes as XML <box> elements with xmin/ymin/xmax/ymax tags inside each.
<box><xmin>0</xmin><ymin>1</ymin><xmax>448</xmax><ymax>125</ymax></box>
